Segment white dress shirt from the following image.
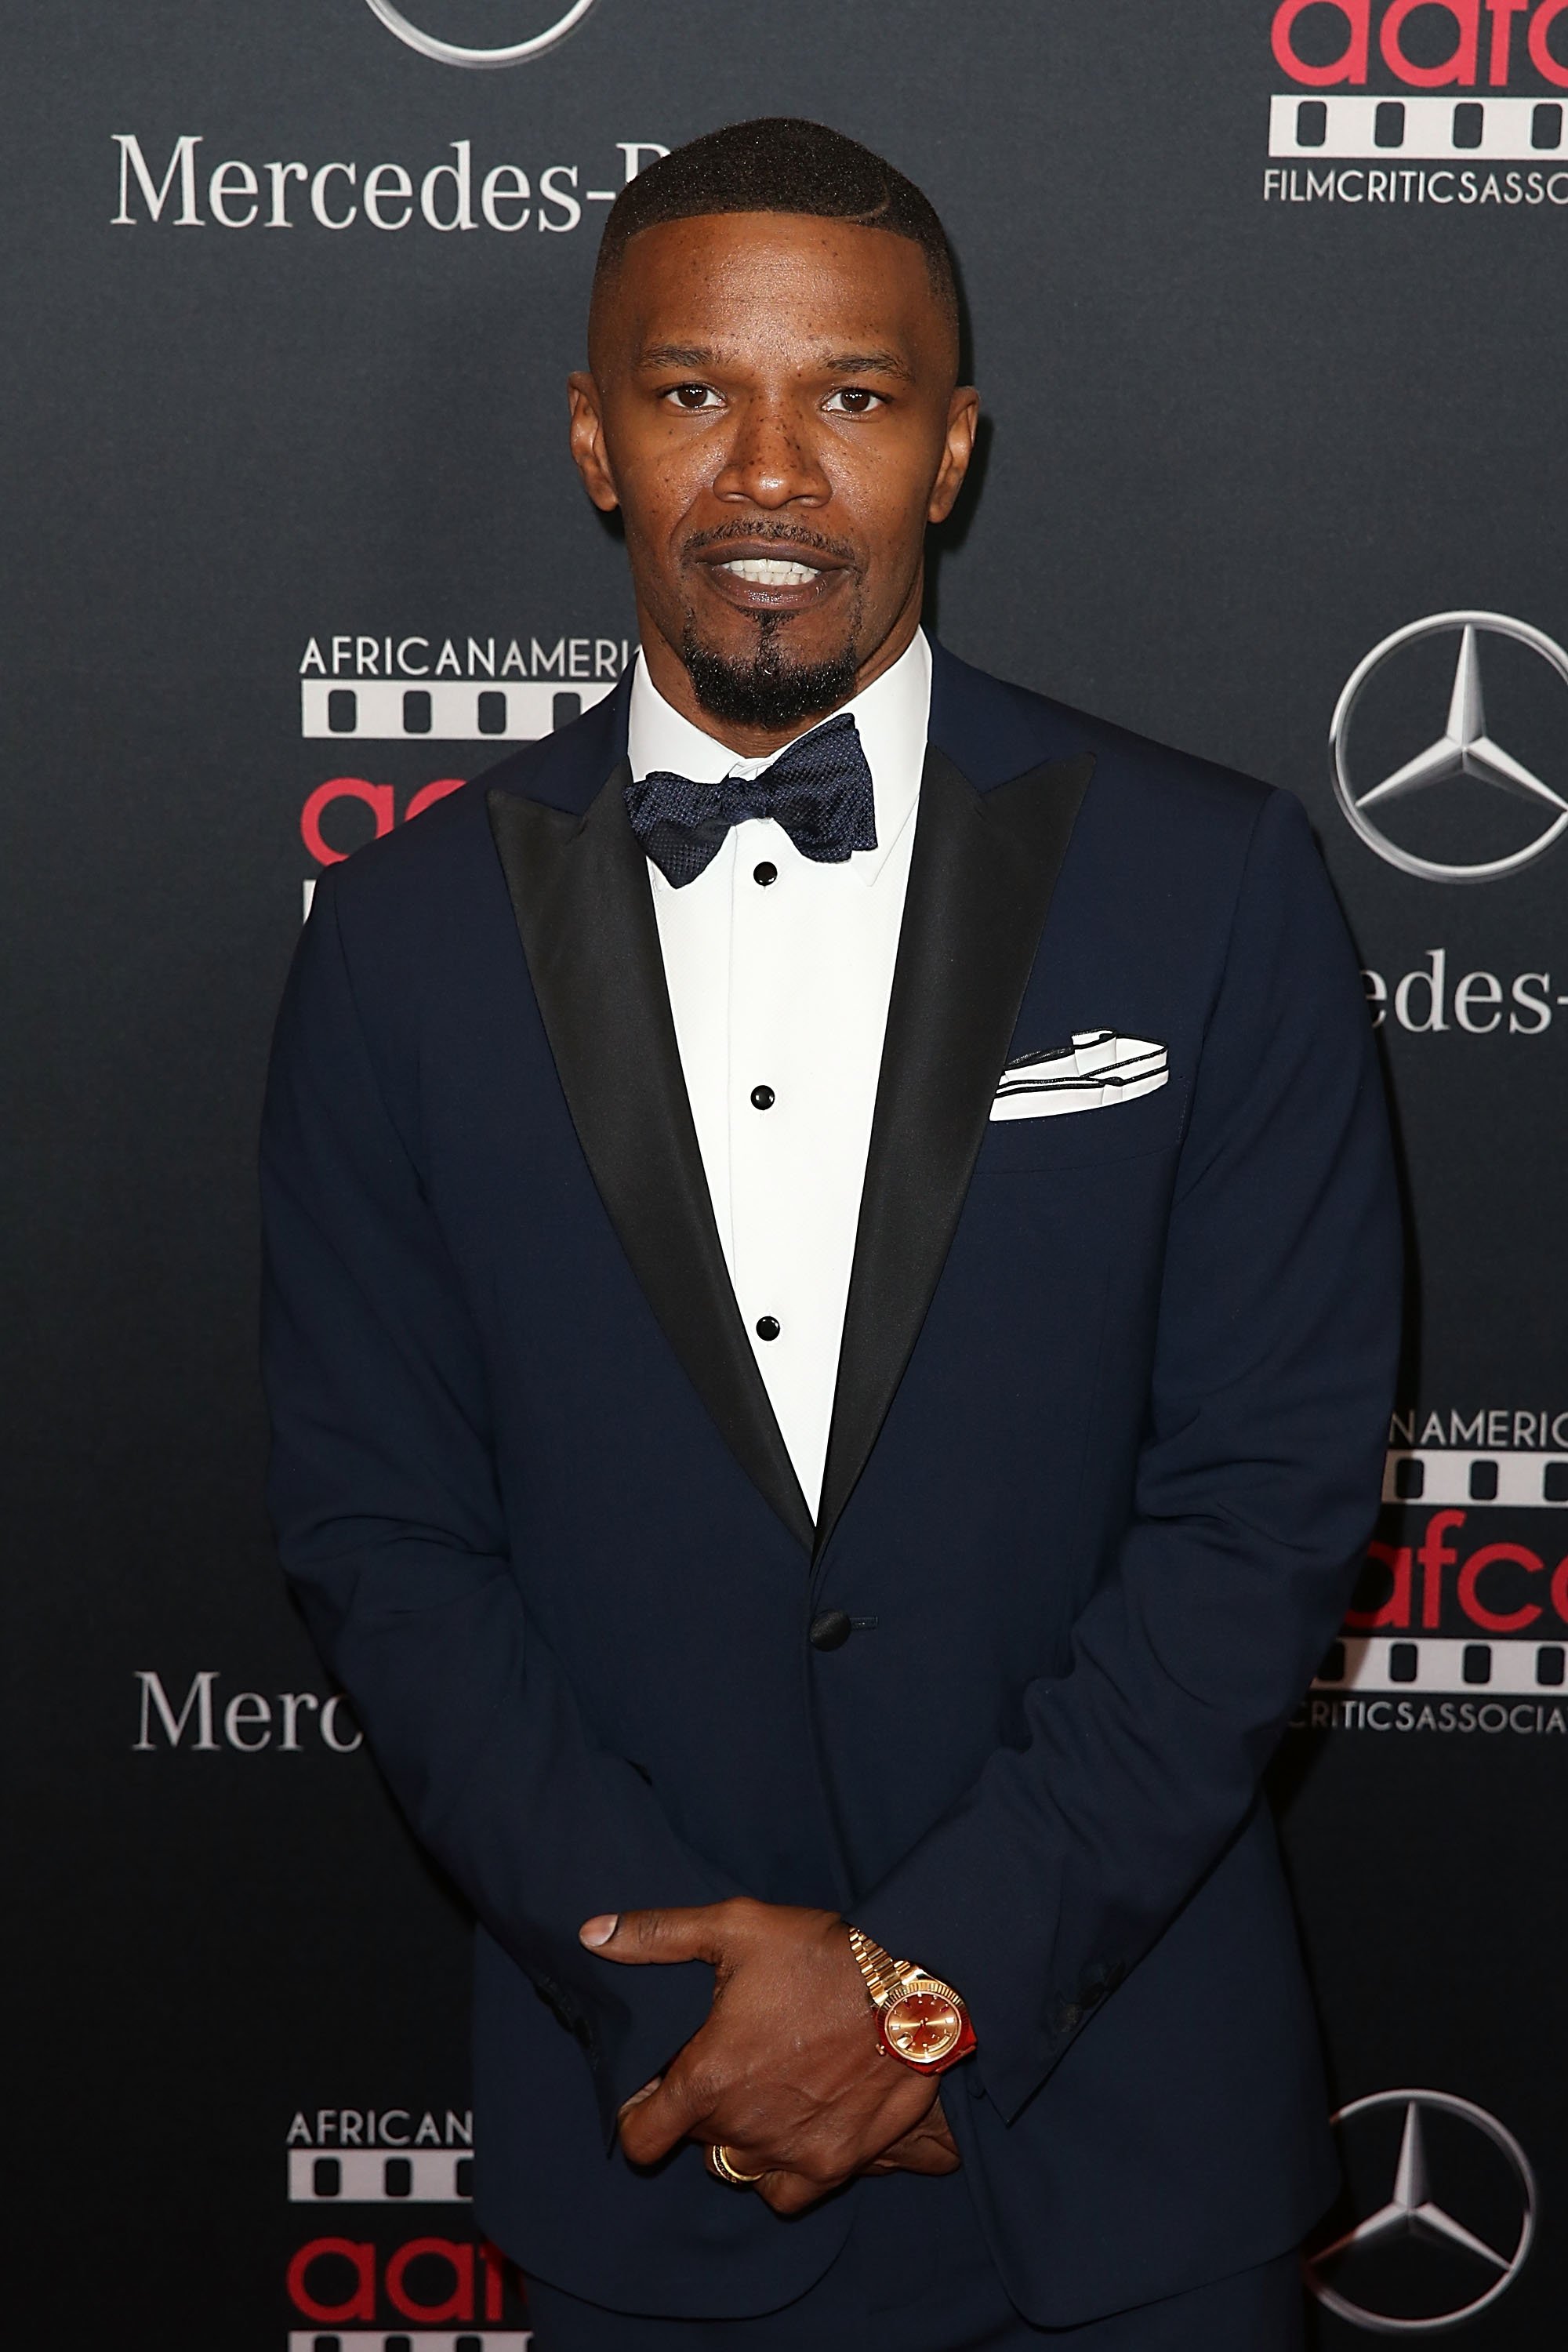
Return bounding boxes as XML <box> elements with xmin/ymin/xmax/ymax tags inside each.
<box><xmin>629</xmin><ymin>630</ymin><xmax>931</xmax><ymax>1520</ymax></box>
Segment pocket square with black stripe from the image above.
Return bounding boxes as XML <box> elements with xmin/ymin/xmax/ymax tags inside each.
<box><xmin>990</xmin><ymin>1029</ymin><xmax>1169</xmax><ymax>1122</ymax></box>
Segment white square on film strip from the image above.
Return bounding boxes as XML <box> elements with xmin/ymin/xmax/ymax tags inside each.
<box><xmin>1381</xmin><ymin>1449</ymin><xmax>1568</xmax><ymax>1508</ymax></box>
<box><xmin>300</xmin><ymin>679</ymin><xmax>617</xmax><ymax>741</ymax></box>
<box><xmin>289</xmin><ymin>2148</ymin><xmax>472</xmax><ymax>2202</ymax></box>
<box><xmin>287</xmin><ymin>2335</ymin><xmax>530</xmax><ymax>2350</ymax></box>
<box><xmin>1313</xmin><ymin>1635</ymin><xmax>1567</xmax><ymax>1697</ymax></box>
<box><xmin>1269</xmin><ymin>92</ymin><xmax>1568</xmax><ymax>159</ymax></box>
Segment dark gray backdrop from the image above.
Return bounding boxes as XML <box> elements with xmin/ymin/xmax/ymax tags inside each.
<box><xmin>7</xmin><ymin>2</ymin><xmax>1566</xmax><ymax>2342</ymax></box>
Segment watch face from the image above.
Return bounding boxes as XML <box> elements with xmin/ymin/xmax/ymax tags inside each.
<box><xmin>882</xmin><ymin>1990</ymin><xmax>964</xmax><ymax>2066</ymax></box>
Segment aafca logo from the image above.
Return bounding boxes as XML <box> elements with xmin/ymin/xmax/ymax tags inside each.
<box><xmin>1266</xmin><ymin>0</ymin><xmax>1568</xmax><ymax>197</ymax></box>
<box><xmin>1331</xmin><ymin>612</ymin><xmax>1568</xmax><ymax>880</ymax></box>
<box><xmin>285</xmin><ymin>2105</ymin><xmax>532</xmax><ymax>2347</ymax></box>
<box><xmin>1301</xmin><ymin>1428</ymin><xmax>1568</xmax><ymax>1737</ymax></box>
<box><xmin>1307</xmin><ymin>2089</ymin><xmax>1535</xmax><ymax>2332</ymax></box>
<box><xmin>1272</xmin><ymin>0</ymin><xmax>1568</xmax><ymax>89</ymax></box>
<box><xmin>297</xmin><ymin>629</ymin><xmax>630</xmax><ymax>914</ymax></box>
<box><xmin>363</xmin><ymin>0</ymin><xmax>599</xmax><ymax>67</ymax></box>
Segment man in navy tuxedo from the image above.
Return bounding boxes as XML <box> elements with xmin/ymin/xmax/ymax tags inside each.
<box><xmin>262</xmin><ymin>118</ymin><xmax>1400</xmax><ymax>2349</ymax></box>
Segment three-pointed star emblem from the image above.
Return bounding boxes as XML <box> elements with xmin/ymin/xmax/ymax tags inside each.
<box><xmin>1307</xmin><ymin>2089</ymin><xmax>1535</xmax><ymax>2333</ymax></box>
<box><xmin>1330</xmin><ymin>610</ymin><xmax>1568</xmax><ymax>881</ymax></box>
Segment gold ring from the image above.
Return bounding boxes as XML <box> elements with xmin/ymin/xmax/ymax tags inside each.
<box><xmin>710</xmin><ymin>2143</ymin><xmax>764</xmax><ymax>2187</ymax></box>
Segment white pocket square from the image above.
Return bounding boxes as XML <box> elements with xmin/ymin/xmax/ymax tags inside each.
<box><xmin>990</xmin><ymin>1030</ymin><xmax>1169</xmax><ymax>1123</ymax></box>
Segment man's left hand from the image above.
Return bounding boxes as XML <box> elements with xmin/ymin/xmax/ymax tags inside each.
<box><xmin>579</xmin><ymin>1898</ymin><xmax>959</xmax><ymax>2212</ymax></box>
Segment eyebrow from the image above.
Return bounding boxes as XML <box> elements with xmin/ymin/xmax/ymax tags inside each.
<box><xmin>819</xmin><ymin>348</ymin><xmax>914</xmax><ymax>380</ymax></box>
<box><xmin>634</xmin><ymin>341</ymin><xmax>915</xmax><ymax>381</ymax></box>
<box><xmin>636</xmin><ymin>343</ymin><xmax>719</xmax><ymax>371</ymax></box>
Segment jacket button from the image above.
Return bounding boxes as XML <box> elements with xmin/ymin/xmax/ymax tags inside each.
<box><xmin>809</xmin><ymin>1610</ymin><xmax>853</xmax><ymax>1651</ymax></box>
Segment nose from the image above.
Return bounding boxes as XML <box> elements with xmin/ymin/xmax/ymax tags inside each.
<box><xmin>711</xmin><ymin>394</ymin><xmax>830</xmax><ymax>511</ymax></box>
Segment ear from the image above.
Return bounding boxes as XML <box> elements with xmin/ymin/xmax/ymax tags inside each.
<box><xmin>568</xmin><ymin>372</ymin><xmax>620</xmax><ymax>514</ymax></box>
<box><xmin>928</xmin><ymin>386</ymin><xmax>980</xmax><ymax>526</ymax></box>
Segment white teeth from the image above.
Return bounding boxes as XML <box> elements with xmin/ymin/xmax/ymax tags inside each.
<box><xmin>720</xmin><ymin>557</ymin><xmax>820</xmax><ymax>586</ymax></box>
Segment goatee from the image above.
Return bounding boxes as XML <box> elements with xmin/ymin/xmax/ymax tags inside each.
<box><xmin>680</xmin><ymin>612</ymin><xmax>861</xmax><ymax>732</ymax></box>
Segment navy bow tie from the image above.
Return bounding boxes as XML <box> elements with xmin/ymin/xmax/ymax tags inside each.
<box><xmin>625</xmin><ymin>712</ymin><xmax>877</xmax><ymax>888</ymax></box>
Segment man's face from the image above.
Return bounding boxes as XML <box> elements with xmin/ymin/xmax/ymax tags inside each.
<box><xmin>569</xmin><ymin>211</ymin><xmax>978</xmax><ymax>748</ymax></box>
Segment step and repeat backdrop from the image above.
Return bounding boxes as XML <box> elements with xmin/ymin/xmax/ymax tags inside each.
<box><xmin>6</xmin><ymin>2</ymin><xmax>1565</xmax><ymax>2343</ymax></box>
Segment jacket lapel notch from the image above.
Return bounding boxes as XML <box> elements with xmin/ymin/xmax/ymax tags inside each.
<box><xmin>488</xmin><ymin>769</ymin><xmax>815</xmax><ymax>1555</ymax></box>
<box><xmin>813</xmin><ymin>744</ymin><xmax>1094</xmax><ymax>1559</ymax></box>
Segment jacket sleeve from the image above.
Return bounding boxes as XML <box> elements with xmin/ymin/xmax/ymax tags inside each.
<box><xmin>854</xmin><ymin>786</ymin><xmax>1402</xmax><ymax>2124</ymax></box>
<box><xmin>260</xmin><ymin>869</ymin><xmax>735</xmax><ymax>2133</ymax></box>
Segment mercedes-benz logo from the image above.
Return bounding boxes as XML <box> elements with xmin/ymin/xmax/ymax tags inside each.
<box><xmin>1305</xmin><ymin>2089</ymin><xmax>1535</xmax><ymax>2333</ymax></box>
<box><xmin>1330</xmin><ymin>610</ymin><xmax>1568</xmax><ymax>881</ymax></box>
<box><xmin>362</xmin><ymin>0</ymin><xmax>599</xmax><ymax>68</ymax></box>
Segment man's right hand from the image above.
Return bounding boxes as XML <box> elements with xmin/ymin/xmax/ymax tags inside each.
<box><xmin>581</xmin><ymin>1899</ymin><xmax>963</xmax><ymax>2209</ymax></box>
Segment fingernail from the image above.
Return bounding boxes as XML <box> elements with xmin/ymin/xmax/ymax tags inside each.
<box><xmin>619</xmin><ymin>2077</ymin><xmax>661</xmax><ymax>2115</ymax></box>
<box><xmin>580</xmin><ymin>1913</ymin><xmax>619</xmax><ymax>1947</ymax></box>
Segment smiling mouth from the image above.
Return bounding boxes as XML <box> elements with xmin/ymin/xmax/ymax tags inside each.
<box><xmin>691</xmin><ymin>538</ymin><xmax>851</xmax><ymax>614</ymax></box>
<box><xmin>718</xmin><ymin>556</ymin><xmax>825</xmax><ymax>586</ymax></box>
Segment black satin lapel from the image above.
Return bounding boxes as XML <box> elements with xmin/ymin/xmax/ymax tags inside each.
<box><xmin>814</xmin><ymin>746</ymin><xmax>1094</xmax><ymax>1557</ymax></box>
<box><xmin>488</xmin><ymin>768</ymin><xmax>815</xmax><ymax>1554</ymax></box>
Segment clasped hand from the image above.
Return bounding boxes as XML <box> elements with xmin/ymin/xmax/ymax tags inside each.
<box><xmin>579</xmin><ymin>1897</ymin><xmax>959</xmax><ymax>2215</ymax></box>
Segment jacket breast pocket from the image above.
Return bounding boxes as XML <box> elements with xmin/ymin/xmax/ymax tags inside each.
<box><xmin>972</xmin><ymin>1076</ymin><xmax>1189</xmax><ymax>1174</ymax></box>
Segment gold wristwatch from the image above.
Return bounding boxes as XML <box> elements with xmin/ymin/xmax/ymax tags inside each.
<box><xmin>848</xmin><ymin>1927</ymin><xmax>976</xmax><ymax>2073</ymax></box>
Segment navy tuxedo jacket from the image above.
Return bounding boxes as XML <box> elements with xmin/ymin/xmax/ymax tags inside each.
<box><xmin>261</xmin><ymin>642</ymin><xmax>1400</xmax><ymax>2326</ymax></box>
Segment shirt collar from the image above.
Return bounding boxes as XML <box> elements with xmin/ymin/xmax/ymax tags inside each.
<box><xmin>627</xmin><ymin>629</ymin><xmax>931</xmax><ymax>891</ymax></box>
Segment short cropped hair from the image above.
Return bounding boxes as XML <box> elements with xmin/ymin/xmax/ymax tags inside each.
<box><xmin>592</xmin><ymin>117</ymin><xmax>959</xmax><ymax>325</ymax></box>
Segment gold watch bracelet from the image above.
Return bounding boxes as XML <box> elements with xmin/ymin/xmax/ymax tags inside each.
<box><xmin>848</xmin><ymin>1925</ymin><xmax>927</xmax><ymax>2005</ymax></box>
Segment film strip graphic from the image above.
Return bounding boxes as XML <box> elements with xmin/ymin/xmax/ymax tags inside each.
<box><xmin>1381</xmin><ymin>1448</ymin><xmax>1568</xmax><ymax>1507</ymax></box>
<box><xmin>1315</xmin><ymin>1635</ymin><xmax>1566</xmax><ymax>1694</ymax></box>
<box><xmin>287</xmin><ymin>2335</ymin><xmax>528</xmax><ymax>2350</ymax></box>
<box><xmin>290</xmin><ymin>2151</ymin><xmax>471</xmax><ymax>2204</ymax></box>
<box><xmin>1269</xmin><ymin>92</ymin><xmax>1568</xmax><ymax>158</ymax></box>
<box><xmin>301</xmin><ymin>679</ymin><xmax>616</xmax><ymax>742</ymax></box>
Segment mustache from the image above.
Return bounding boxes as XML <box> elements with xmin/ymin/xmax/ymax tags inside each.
<box><xmin>681</xmin><ymin>521</ymin><xmax>858</xmax><ymax>564</ymax></box>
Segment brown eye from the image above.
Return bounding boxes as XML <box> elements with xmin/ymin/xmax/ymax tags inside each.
<box><xmin>670</xmin><ymin>384</ymin><xmax>720</xmax><ymax>411</ymax></box>
<box><xmin>825</xmin><ymin>387</ymin><xmax>882</xmax><ymax>415</ymax></box>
